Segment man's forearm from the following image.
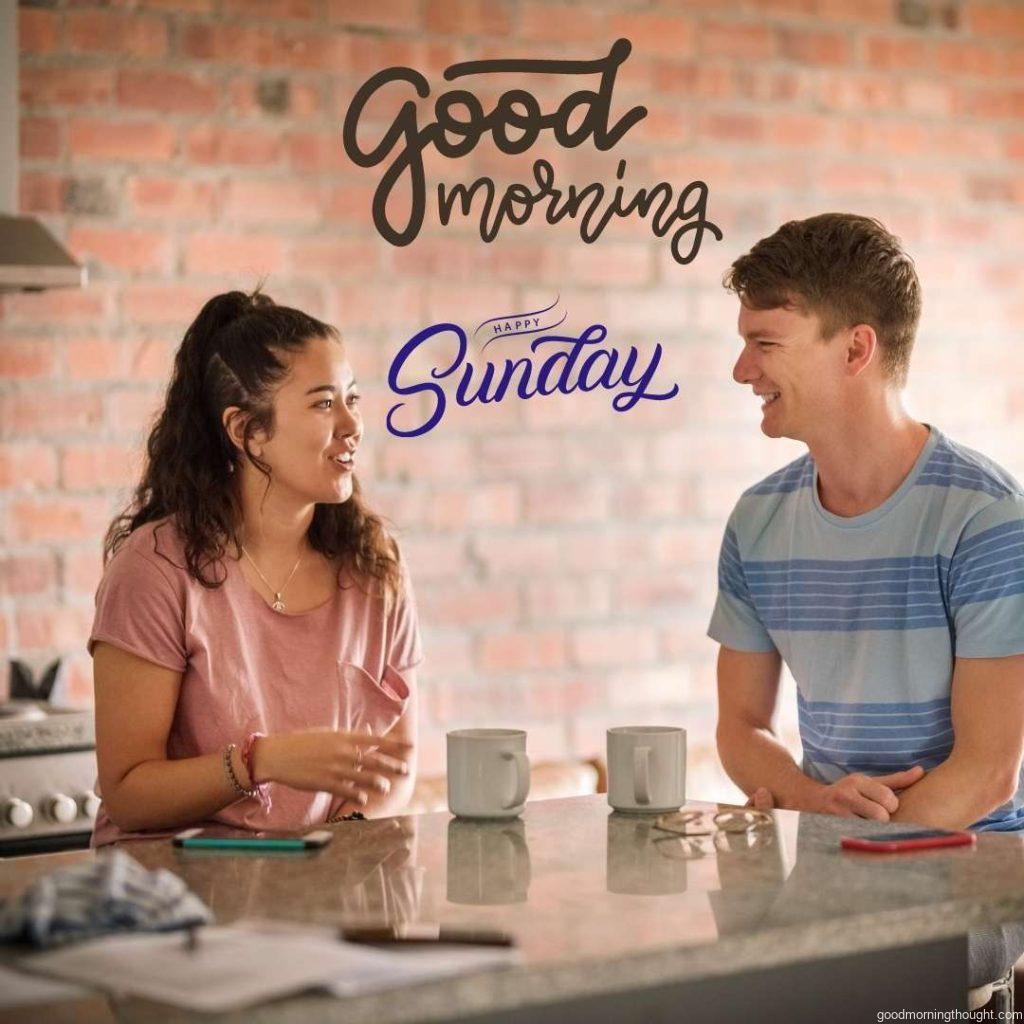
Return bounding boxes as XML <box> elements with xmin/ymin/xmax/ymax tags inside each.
<box><xmin>890</xmin><ymin>754</ymin><xmax>1014</xmax><ymax>829</ymax></box>
<box><xmin>717</xmin><ymin>720</ymin><xmax>825</xmax><ymax>811</ymax></box>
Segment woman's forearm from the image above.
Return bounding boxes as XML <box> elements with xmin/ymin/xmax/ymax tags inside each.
<box><xmin>102</xmin><ymin>745</ymin><xmax>251</xmax><ymax>833</ymax></box>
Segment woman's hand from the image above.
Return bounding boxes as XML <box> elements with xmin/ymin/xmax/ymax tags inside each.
<box><xmin>250</xmin><ymin>729</ymin><xmax>412</xmax><ymax>807</ymax></box>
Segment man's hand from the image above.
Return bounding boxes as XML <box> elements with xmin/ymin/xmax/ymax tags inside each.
<box><xmin>746</xmin><ymin>766</ymin><xmax>925</xmax><ymax>820</ymax></box>
<box><xmin>809</xmin><ymin>766</ymin><xmax>925</xmax><ymax>821</ymax></box>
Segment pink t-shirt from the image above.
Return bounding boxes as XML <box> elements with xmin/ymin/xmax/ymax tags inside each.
<box><xmin>87</xmin><ymin>517</ymin><xmax>422</xmax><ymax>847</ymax></box>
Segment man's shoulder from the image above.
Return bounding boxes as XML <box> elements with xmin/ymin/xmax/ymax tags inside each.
<box><xmin>922</xmin><ymin>430</ymin><xmax>1024</xmax><ymax>502</ymax></box>
<box><xmin>741</xmin><ymin>452</ymin><xmax>814</xmax><ymax>499</ymax></box>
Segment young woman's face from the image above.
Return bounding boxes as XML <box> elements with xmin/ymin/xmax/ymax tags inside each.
<box><xmin>255</xmin><ymin>334</ymin><xmax>363</xmax><ymax>505</ymax></box>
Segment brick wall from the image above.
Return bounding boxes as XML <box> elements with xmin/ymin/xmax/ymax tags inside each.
<box><xmin>4</xmin><ymin>0</ymin><xmax>1023</xmax><ymax>799</ymax></box>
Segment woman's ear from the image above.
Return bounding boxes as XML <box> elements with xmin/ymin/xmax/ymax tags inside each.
<box><xmin>222</xmin><ymin>406</ymin><xmax>245</xmax><ymax>454</ymax></box>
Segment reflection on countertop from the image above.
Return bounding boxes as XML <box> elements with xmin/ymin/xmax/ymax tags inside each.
<box><xmin>4</xmin><ymin>794</ymin><xmax>1024</xmax><ymax>1023</ymax></box>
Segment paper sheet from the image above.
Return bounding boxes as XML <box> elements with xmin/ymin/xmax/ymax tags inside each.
<box><xmin>18</xmin><ymin>921</ymin><xmax>519</xmax><ymax>1013</ymax></box>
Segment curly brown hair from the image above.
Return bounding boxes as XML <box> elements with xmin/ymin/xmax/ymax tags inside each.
<box><xmin>103</xmin><ymin>289</ymin><xmax>401</xmax><ymax>597</ymax></box>
<box><xmin>723</xmin><ymin>213</ymin><xmax>922</xmax><ymax>388</ymax></box>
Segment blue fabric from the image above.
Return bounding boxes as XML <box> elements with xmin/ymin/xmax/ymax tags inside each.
<box><xmin>708</xmin><ymin>426</ymin><xmax>1024</xmax><ymax>832</ymax></box>
<box><xmin>0</xmin><ymin>849</ymin><xmax>211</xmax><ymax>948</ymax></box>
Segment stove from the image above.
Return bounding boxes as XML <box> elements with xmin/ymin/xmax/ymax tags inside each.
<box><xmin>0</xmin><ymin>699</ymin><xmax>98</xmax><ymax>856</ymax></box>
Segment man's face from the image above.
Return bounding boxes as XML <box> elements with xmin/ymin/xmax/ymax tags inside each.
<box><xmin>733</xmin><ymin>301</ymin><xmax>842</xmax><ymax>443</ymax></box>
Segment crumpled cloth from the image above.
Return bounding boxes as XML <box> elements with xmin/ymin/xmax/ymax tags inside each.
<box><xmin>0</xmin><ymin>849</ymin><xmax>212</xmax><ymax>948</ymax></box>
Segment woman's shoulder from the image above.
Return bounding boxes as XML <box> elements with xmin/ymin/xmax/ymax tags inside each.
<box><xmin>108</xmin><ymin>516</ymin><xmax>193</xmax><ymax>582</ymax></box>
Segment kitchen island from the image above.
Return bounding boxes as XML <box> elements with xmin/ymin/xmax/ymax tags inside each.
<box><xmin>3</xmin><ymin>794</ymin><xmax>1024</xmax><ymax>1023</ymax></box>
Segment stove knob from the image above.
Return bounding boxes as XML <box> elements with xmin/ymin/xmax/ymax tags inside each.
<box><xmin>44</xmin><ymin>793</ymin><xmax>79</xmax><ymax>824</ymax></box>
<box><xmin>3</xmin><ymin>798</ymin><xmax>34</xmax><ymax>829</ymax></box>
<box><xmin>79</xmin><ymin>790</ymin><xmax>101</xmax><ymax>820</ymax></box>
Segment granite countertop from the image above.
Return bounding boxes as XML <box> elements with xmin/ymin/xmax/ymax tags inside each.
<box><xmin>4</xmin><ymin>794</ymin><xmax>1024</xmax><ymax>1022</ymax></box>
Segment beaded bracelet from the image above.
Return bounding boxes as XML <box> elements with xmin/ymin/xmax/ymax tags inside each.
<box><xmin>223</xmin><ymin>743</ymin><xmax>259</xmax><ymax>800</ymax></box>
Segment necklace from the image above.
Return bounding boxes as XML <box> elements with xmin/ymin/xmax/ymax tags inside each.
<box><xmin>240</xmin><ymin>544</ymin><xmax>302</xmax><ymax>613</ymax></box>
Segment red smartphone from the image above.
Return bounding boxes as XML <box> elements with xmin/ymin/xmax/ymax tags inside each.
<box><xmin>840</xmin><ymin>828</ymin><xmax>976</xmax><ymax>853</ymax></box>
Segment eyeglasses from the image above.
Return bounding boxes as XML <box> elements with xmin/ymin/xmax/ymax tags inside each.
<box><xmin>651</xmin><ymin>809</ymin><xmax>775</xmax><ymax>861</ymax></box>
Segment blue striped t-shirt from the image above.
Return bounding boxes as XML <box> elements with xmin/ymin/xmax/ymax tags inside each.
<box><xmin>708</xmin><ymin>426</ymin><xmax>1024</xmax><ymax>832</ymax></box>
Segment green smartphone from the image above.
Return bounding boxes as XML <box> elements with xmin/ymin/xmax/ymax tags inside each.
<box><xmin>172</xmin><ymin>827</ymin><xmax>333</xmax><ymax>850</ymax></box>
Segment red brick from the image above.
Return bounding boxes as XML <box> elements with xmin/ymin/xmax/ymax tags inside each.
<box><xmin>817</xmin><ymin>72</ymin><xmax>901</xmax><ymax>113</ymax></box>
<box><xmin>19</xmin><ymin>7</ymin><xmax>58</xmax><ymax>54</ymax></box>
<box><xmin>64</xmin><ymin>656</ymin><xmax>96</xmax><ymax>708</ymax></box>
<box><xmin>68</xmin><ymin>226</ymin><xmax>174</xmax><ymax>274</ymax></box>
<box><xmin>700</xmin><ymin>20</ymin><xmax>777</xmax><ymax>60</ymax></box>
<box><xmin>222</xmin><ymin>0</ymin><xmax>318</xmax><ymax>17</ymax></box>
<box><xmin>935</xmin><ymin>40</ymin><xmax>1006</xmax><ymax>77</ymax></box>
<box><xmin>20</xmin><ymin>118</ymin><xmax>60</xmax><ymax>161</ymax></box>
<box><xmin>69</xmin><ymin>119</ymin><xmax>177</xmax><ymax>162</ymax></box>
<box><xmin>478</xmin><ymin>629</ymin><xmax>567</xmax><ymax>673</ymax></box>
<box><xmin>615</xmin><ymin>573</ymin><xmax>696</xmax><ymax>611</ymax></box>
<box><xmin>779</xmin><ymin>28</ymin><xmax>851</xmax><ymax>67</ymax></box>
<box><xmin>399</xmin><ymin>534</ymin><xmax>468</xmax><ymax>581</ymax></box>
<box><xmin>0</xmin><ymin>443</ymin><xmax>59</xmax><ymax>490</ymax></box>
<box><xmin>21</xmin><ymin>68</ymin><xmax>117</xmax><ymax>108</ymax></box>
<box><xmin>65</xmin><ymin>338</ymin><xmax>124</xmax><ymax>381</ymax></box>
<box><xmin>424</xmin><ymin>0</ymin><xmax>512</xmax><ymax>36</ymax></box>
<box><xmin>287</xmin><ymin>131</ymin><xmax>351</xmax><ymax>174</ymax></box>
<box><xmin>61</xmin><ymin>444</ymin><xmax>139</xmax><ymax>490</ymax></box>
<box><xmin>519</xmin><ymin>4</ymin><xmax>606</xmax><ymax>42</ymax></box>
<box><xmin>287</xmin><ymin>238</ymin><xmax>381</xmax><ymax>277</ymax></box>
<box><xmin>428</xmin><ymin>483</ymin><xmax>520</xmax><ymax>529</ymax></box>
<box><xmin>127</xmin><ymin>338</ymin><xmax>176</xmax><ymax>382</ymax></box>
<box><xmin>3</xmin><ymin>287</ymin><xmax>108</xmax><ymax>327</ymax></box>
<box><xmin>570</xmin><ymin>624</ymin><xmax>658</xmax><ymax>668</ymax></box>
<box><xmin>865</xmin><ymin>35</ymin><xmax>933</xmax><ymax>72</ymax></box>
<box><xmin>9</xmin><ymin>497</ymin><xmax>112</xmax><ymax>544</ymax></box>
<box><xmin>698</xmin><ymin>111</ymin><xmax>766</xmax><ymax>145</ymax></box>
<box><xmin>64</xmin><ymin>547</ymin><xmax>106</xmax><ymax>599</ymax></box>
<box><xmin>16</xmin><ymin>606</ymin><xmax>97</xmax><ymax>650</ymax></box>
<box><xmin>121</xmin><ymin>283</ymin><xmax>210</xmax><ymax>326</ymax></box>
<box><xmin>347</xmin><ymin>38</ymin><xmax>462</xmax><ymax>77</ymax></box>
<box><xmin>419</xmin><ymin>582</ymin><xmax>520</xmax><ymax>627</ymax></box>
<box><xmin>67</xmin><ymin>11</ymin><xmax>169</xmax><ymax>59</ymax></box>
<box><xmin>326</xmin><ymin>0</ymin><xmax>420</xmax><ymax>29</ymax></box>
<box><xmin>185</xmin><ymin>232</ymin><xmax>287</xmax><ymax>275</ymax></box>
<box><xmin>223</xmin><ymin>179</ymin><xmax>321</xmax><ymax>223</ymax></box>
<box><xmin>127</xmin><ymin>176</ymin><xmax>217</xmax><ymax>219</ymax></box>
<box><xmin>180</xmin><ymin>23</ymin><xmax>351</xmax><ymax>70</ymax></box>
<box><xmin>608</xmin><ymin>12</ymin><xmax>695</xmax><ymax>58</ymax></box>
<box><xmin>567</xmin><ymin>243</ymin><xmax>653</xmax><ymax>287</ymax></box>
<box><xmin>0</xmin><ymin>339</ymin><xmax>57</xmax><ymax>379</ymax></box>
<box><xmin>524</xmin><ymin>576</ymin><xmax>611</xmax><ymax>619</ymax></box>
<box><xmin>653</xmin><ymin>63</ymin><xmax>736</xmax><ymax>101</ymax></box>
<box><xmin>104</xmin><ymin>388</ymin><xmax>165</xmax><ymax>435</ymax></box>
<box><xmin>20</xmin><ymin>173</ymin><xmax>62</xmax><ymax>214</ymax></box>
<box><xmin>0</xmin><ymin>393</ymin><xmax>105</xmax><ymax>439</ymax></box>
<box><xmin>116</xmin><ymin>71</ymin><xmax>219</xmax><ymax>116</ymax></box>
<box><xmin>474</xmin><ymin>436</ymin><xmax>562</xmax><ymax>478</ymax></box>
<box><xmin>185</xmin><ymin>124</ymin><xmax>283</xmax><ymax>167</ymax></box>
<box><xmin>0</xmin><ymin>553</ymin><xmax>58</xmax><ymax>598</ymax></box>
<box><xmin>524</xmin><ymin>480</ymin><xmax>609</xmax><ymax>524</ymax></box>
<box><xmin>229</xmin><ymin>77</ymin><xmax>321</xmax><ymax>119</ymax></box>
<box><xmin>969</xmin><ymin>2</ymin><xmax>1024</xmax><ymax>39</ymax></box>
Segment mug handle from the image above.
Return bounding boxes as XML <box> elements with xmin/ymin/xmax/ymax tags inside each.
<box><xmin>634</xmin><ymin>746</ymin><xmax>651</xmax><ymax>805</ymax></box>
<box><xmin>502</xmin><ymin>751</ymin><xmax>531</xmax><ymax>810</ymax></box>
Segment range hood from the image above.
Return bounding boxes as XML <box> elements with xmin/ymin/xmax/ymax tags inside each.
<box><xmin>0</xmin><ymin>1</ymin><xmax>85</xmax><ymax>292</ymax></box>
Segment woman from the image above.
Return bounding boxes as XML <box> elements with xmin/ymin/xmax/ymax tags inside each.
<box><xmin>88</xmin><ymin>289</ymin><xmax>420</xmax><ymax>846</ymax></box>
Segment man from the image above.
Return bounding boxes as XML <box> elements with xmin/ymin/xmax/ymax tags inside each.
<box><xmin>709</xmin><ymin>212</ymin><xmax>1024</xmax><ymax>990</ymax></box>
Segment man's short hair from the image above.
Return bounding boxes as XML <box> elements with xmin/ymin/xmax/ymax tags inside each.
<box><xmin>723</xmin><ymin>213</ymin><xmax>922</xmax><ymax>388</ymax></box>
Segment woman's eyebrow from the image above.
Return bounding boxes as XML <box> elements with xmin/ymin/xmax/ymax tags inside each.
<box><xmin>304</xmin><ymin>380</ymin><xmax>358</xmax><ymax>395</ymax></box>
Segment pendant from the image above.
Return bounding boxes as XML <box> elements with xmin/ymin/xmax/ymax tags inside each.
<box><xmin>272</xmin><ymin>593</ymin><xmax>285</xmax><ymax>612</ymax></box>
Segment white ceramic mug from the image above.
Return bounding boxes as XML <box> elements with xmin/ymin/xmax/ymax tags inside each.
<box><xmin>446</xmin><ymin>728</ymin><xmax>531</xmax><ymax>819</ymax></box>
<box><xmin>606</xmin><ymin>726</ymin><xmax>686</xmax><ymax>814</ymax></box>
